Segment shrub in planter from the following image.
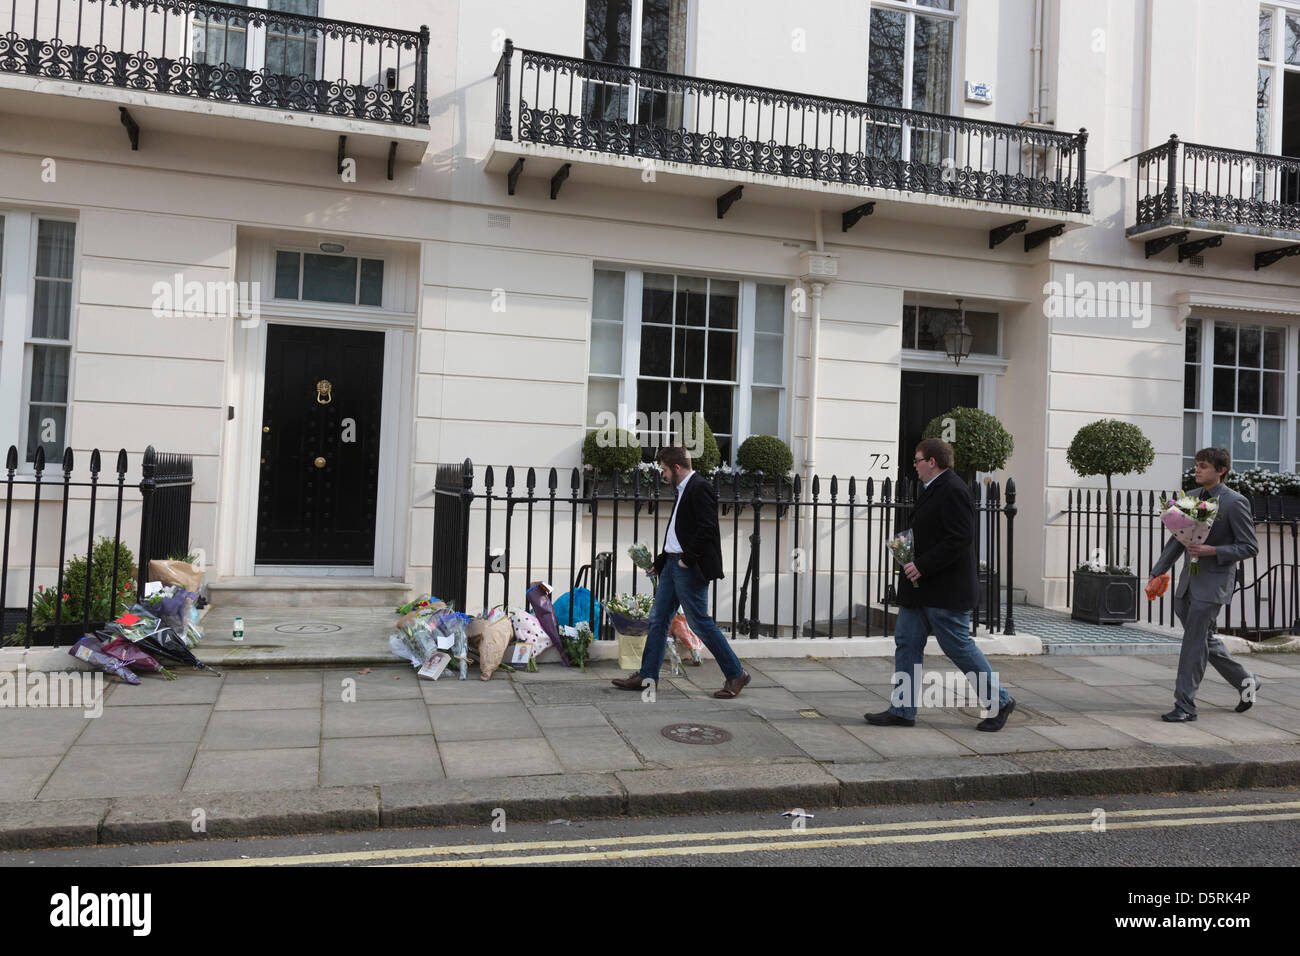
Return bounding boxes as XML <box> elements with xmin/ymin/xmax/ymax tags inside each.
<box><xmin>736</xmin><ymin>435</ymin><xmax>794</xmax><ymax>479</ymax></box>
<box><xmin>921</xmin><ymin>406</ymin><xmax>1014</xmax><ymax>474</ymax></box>
<box><xmin>33</xmin><ymin>537</ymin><xmax>137</xmax><ymax>628</ymax></box>
<box><xmin>677</xmin><ymin>412</ymin><xmax>720</xmax><ymax>475</ymax></box>
<box><xmin>582</xmin><ymin>427</ymin><xmax>642</xmax><ymax>477</ymax></box>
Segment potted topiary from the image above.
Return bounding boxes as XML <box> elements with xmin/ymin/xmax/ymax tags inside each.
<box><xmin>922</xmin><ymin>406</ymin><xmax>1014</xmax><ymax>608</ymax></box>
<box><xmin>727</xmin><ymin>434</ymin><xmax>796</xmax><ymax>516</ymax></box>
<box><xmin>1066</xmin><ymin>419</ymin><xmax>1155</xmax><ymax>624</ymax></box>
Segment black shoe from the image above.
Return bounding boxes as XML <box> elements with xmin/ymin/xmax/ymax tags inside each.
<box><xmin>1161</xmin><ymin>708</ymin><xmax>1197</xmax><ymax>722</ymax></box>
<box><xmin>1237</xmin><ymin>677</ymin><xmax>1261</xmax><ymax>713</ymax></box>
<box><xmin>864</xmin><ymin>710</ymin><xmax>915</xmax><ymax>727</ymax></box>
<box><xmin>976</xmin><ymin>697</ymin><xmax>1016</xmax><ymax>732</ymax></box>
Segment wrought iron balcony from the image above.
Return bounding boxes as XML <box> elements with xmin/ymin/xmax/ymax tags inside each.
<box><xmin>0</xmin><ymin>0</ymin><xmax>429</xmax><ymax>126</ymax></box>
<box><xmin>494</xmin><ymin>41</ymin><xmax>1089</xmax><ymax>215</ymax></box>
<box><xmin>1131</xmin><ymin>135</ymin><xmax>1300</xmax><ymax>265</ymax></box>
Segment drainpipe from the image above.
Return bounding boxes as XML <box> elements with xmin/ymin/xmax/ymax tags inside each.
<box><xmin>1030</xmin><ymin>0</ymin><xmax>1043</xmax><ymax>122</ymax></box>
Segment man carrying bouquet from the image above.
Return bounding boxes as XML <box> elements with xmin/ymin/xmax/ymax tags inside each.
<box><xmin>866</xmin><ymin>439</ymin><xmax>1014</xmax><ymax>731</ymax></box>
<box><xmin>1148</xmin><ymin>447</ymin><xmax>1259</xmax><ymax>723</ymax></box>
<box><xmin>612</xmin><ymin>446</ymin><xmax>750</xmax><ymax>698</ymax></box>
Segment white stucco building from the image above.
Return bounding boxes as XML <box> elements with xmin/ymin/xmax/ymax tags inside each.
<box><xmin>2</xmin><ymin>0</ymin><xmax>1298</xmax><ymax>623</ymax></box>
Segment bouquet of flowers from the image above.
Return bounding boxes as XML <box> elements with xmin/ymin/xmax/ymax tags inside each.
<box><xmin>628</xmin><ymin>543</ymin><xmax>657</xmax><ymax>592</ymax></box>
<box><xmin>1160</xmin><ymin>493</ymin><xmax>1218</xmax><ymax>575</ymax></box>
<box><xmin>605</xmin><ymin>592</ymin><xmax>654</xmax><ymax>636</ymax></box>
<box><xmin>888</xmin><ymin>529</ymin><xmax>917</xmax><ymax>588</ymax></box>
<box><xmin>562</xmin><ymin>621</ymin><xmax>594</xmax><ymax>672</ymax></box>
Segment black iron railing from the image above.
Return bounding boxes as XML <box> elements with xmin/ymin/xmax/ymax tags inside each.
<box><xmin>1064</xmin><ymin>487</ymin><xmax>1300</xmax><ymax>639</ymax></box>
<box><xmin>0</xmin><ymin>0</ymin><xmax>429</xmax><ymax>126</ymax></box>
<box><xmin>1</xmin><ymin>444</ymin><xmax>194</xmax><ymax>648</ymax></box>
<box><xmin>1133</xmin><ymin>135</ymin><xmax>1300</xmax><ymax>233</ymax></box>
<box><xmin>431</xmin><ymin>460</ymin><xmax>1017</xmax><ymax>641</ymax></box>
<box><xmin>494</xmin><ymin>40</ymin><xmax>1088</xmax><ymax>214</ymax></box>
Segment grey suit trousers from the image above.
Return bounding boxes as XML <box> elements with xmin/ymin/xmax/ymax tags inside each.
<box><xmin>1172</xmin><ymin>594</ymin><xmax>1253</xmax><ymax>715</ymax></box>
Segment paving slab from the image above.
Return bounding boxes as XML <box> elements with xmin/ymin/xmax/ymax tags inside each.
<box><xmin>934</xmin><ymin>725</ymin><xmax>1063</xmax><ymax>756</ymax></box>
<box><xmin>758</xmin><ymin>668</ymin><xmax>863</xmax><ymax>693</ymax></box>
<box><xmin>39</xmin><ymin>742</ymin><xmax>197</xmax><ymax>800</ymax></box>
<box><xmin>1181</xmin><ymin>713</ymin><xmax>1298</xmax><ymax>744</ymax></box>
<box><xmin>529</xmin><ymin>704</ymin><xmax>608</xmax><ymax>730</ymax></box>
<box><xmin>379</xmin><ymin>772</ymin><xmax>625</xmax><ymax>828</ymax></box>
<box><xmin>216</xmin><ymin>680</ymin><xmax>323</xmax><ymax>711</ymax></box>
<box><xmin>520</xmin><ymin>681</ymin><xmax>688</xmax><ymax>706</ymax></box>
<box><xmin>788</xmin><ymin>690</ymin><xmax>892</xmax><ymax>723</ymax></box>
<box><xmin>320</xmin><ymin>736</ymin><xmax>444</xmax><ymax>787</ymax></box>
<box><xmin>321</xmin><ymin>698</ymin><xmax>431</xmax><ymax>739</ymax></box>
<box><xmin>101</xmin><ymin>786</ymin><xmax>378</xmax><ymax>844</ymax></box>
<box><xmin>1005</xmin><ymin>678</ymin><xmax>1136</xmax><ymax>713</ymax></box>
<box><xmin>769</xmin><ymin>719</ymin><xmax>886</xmax><ymax>762</ymax></box>
<box><xmin>185</xmin><ymin>747</ymin><xmax>320</xmax><ymax>792</ymax></box>
<box><xmin>104</xmin><ymin>676</ymin><xmax>223</xmax><ymax>706</ymax></box>
<box><xmin>77</xmin><ymin>703</ymin><xmax>212</xmax><ymax>746</ymax></box>
<box><xmin>603</xmin><ymin>707</ymin><xmax>803</xmax><ymax>764</ymax></box>
<box><xmin>0</xmin><ymin>797</ymin><xmax>112</xmax><ymax>849</ymax></box>
<box><xmin>843</xmin><ymin>724</ymin><xmax>975</xmax><ymax>758</ymax></box>
<box><xmin>615</xmin><ymin>760</ymin><xmax>839</xmax><ymax>814</ymax></box>
<box><xmin>831</xmin><ymin>755</ymin><xmax>1033</xmax><ymax>804</ymax></box>
<box><xmin>322</xmin><ymin>667</ymin><xmax>422</xmax><ymax>701</ymax></box>
<box><xmin>1236</xmin><ymin>701</ymin><xmax>1300</xmax><ymax>733</ymax></box>
<box><xmin>0</xmin><ymin>707</ymin><xmax>92</xmax><ymax>756</ymax></box>
<box><xmin>1088</xmin><ymin>712</ymin><xmax>1236</xmax><ymax>747</ymax></box>
<box><xmin>0</xmin><ymin>755</ymin><xmax>61</xmax><ymax>801</ymax></box>
<box><xmin>200</xmin><ymin>708</ymin><xmax>321</xmax><ymax>751</ymax></box>
<box><xmin>543</xmin><ymin>724</ymin><xmax>645</xmax><ymax>773</ymax></box>
<box><xmin>1030</xmin><ymin>718</ymin><xmax>1149</xmax><ymax>750</ymax></box>
<box><xmin>429</xmin><ymin>702</ymin><xmax>542</xmax><ymax>742</ymax></box>
<box><xmin>221</xmin><ymin>668</ymin><xmax>325</xmax><ymax>685</ymax></box>
<box><xmin>436</xmin><ymin>738</ymin><xmax>563</xmax><ymax>779</ymax></box>
<box><xmin>418</xmin><ymin>677</ymin><xmax>523</xmax><ymax>704</ymax></box>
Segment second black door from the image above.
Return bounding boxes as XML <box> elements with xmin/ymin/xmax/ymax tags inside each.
<box><xmin>898</xmin><ymin>370</ymin><xmax>979</xmax><ymax>486</ymax></box>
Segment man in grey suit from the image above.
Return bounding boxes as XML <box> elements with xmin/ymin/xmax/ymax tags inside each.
<box><xmin>1148</xmin><ymin>447</ymin><xmax>1260</xmax><ymax>722</ymax></box>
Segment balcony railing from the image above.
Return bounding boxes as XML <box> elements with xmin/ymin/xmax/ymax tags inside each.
<box><xmin>494</xmin><ymin>41</ymin><xmax>1089</xmax><ymax>214</ymax></box>
<box><xmin>0</xmin><ymin>0</ymin><xmax>429</xmax><ymax>127</ymax></box>
<box><xmin>1133</xmin><ymin>135</ymin><xmax>1300</xmax><ymax>233</ymax></box>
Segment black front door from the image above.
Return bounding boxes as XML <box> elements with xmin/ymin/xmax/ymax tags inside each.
<box><xmin>256</xmin><ymin>324</ymin><xmax>385</xmax><ymax>565</ymax></box>
<box><xmin>898</xmin><ymin>370</ymin><xmax>979</xmax><ymax>486</ymax></box>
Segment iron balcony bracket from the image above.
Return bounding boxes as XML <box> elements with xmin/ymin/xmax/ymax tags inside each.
<box><xmin>989</xmin><ymin>219</ymin><xmax>1027</xmax><ymax>249</ymax></box>
<box><xmin>387</xmin><ymin>141</ymin><xmax>397</xmax><ymax>181</ymax></box>
<box><xmin>1024</xmin><ymin>223</ymin><xmax>1064</xmax><ymax>252</ymax></box>
<box><xmin>841</xmin><ymin>202</ymin><xmax>875</xmax><ymax>232</ymax></box>
<box><xmin>507</xmin><ymin>157</ymin><xmax>524</xmax><ymax>195</ymax></box>
<box><xmin>119</xmin><ymin>107</ymin><xmax>140</xmax><ymax>150</ymax></box>
<box><xmin>337</xmin><ymin>135</ymin><xmax>346</xmax><ymax>175</ymax></box>
<box><xmin>1255</xmin><ymin>243</ymin><xmax>1300</xmax><ymax>270</ymax></box>
<box><xmin>716</xmin><ymin>185</ymin><xmax>743</xmax><ymax>219</ymax></box>
<box><xmin>550</xmin><ymin>162</ymin><xmax>571</xmax><ymax>200</ymax></box>
<box><xmin>1145</xmin><ymin>230</ymin><xmax>1189</xmax><ymax>259</ymax></box>
<box><xmin>1178</xmin><ymin>234</ymin><xmax>1222</xmax><ymax>262</ymax></box>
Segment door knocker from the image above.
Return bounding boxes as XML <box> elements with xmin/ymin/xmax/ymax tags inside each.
<box><xmin>316</xmin><ymin>380</ymin><xmax>333</xmax><ymax>405</ymax></box>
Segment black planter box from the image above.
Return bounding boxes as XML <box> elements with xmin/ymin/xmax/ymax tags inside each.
<box><xmin>1248</xmin><ymin>495</ymin><xmax>1300</xmax><ymax>520</ymax></box>
<box><xmin>1071</xmin><ymin>570</ymin><xmax>1138</xmax><ymax>624</ymax></box>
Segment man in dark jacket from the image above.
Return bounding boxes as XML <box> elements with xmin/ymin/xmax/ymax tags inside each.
<box><xmin>612</xmin><ymin>446</ymin><xmax>750</xmax><ymax>698</ymax></box>
<box><xmin>865</xmin><ymin>438</ymin><xmax>1014</xmax><ymax>731</ymax></box>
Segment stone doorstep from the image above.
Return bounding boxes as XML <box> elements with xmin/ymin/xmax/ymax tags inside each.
<box><xmin>3</xmin><ymin>744</ymin><xmax>1299</xmax><ymax>850</ymax></box>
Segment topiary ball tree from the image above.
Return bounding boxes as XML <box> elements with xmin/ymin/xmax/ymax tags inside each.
<box><xmin>582</xmin><ymin>427</ymin><xmax>641</xmax><ymax>477</ymax></box>
<box><xmin>921</xmin><ymin>407</ymin><xmax>1014</xmax><ymax>474</ymax></box>
<box><xmin>1066</xmin><ymin>418</ymin><xmax>1155</xmax><ymax>566</ymax></box>
<box><xmin>737</xmin><ymin>435</ymin><xmax>794</xmax><ymax>479</ymax></box>
<box><xmin>677</xmin><ymin>412</ymin><xmax>720</xmax><ymax>474</ymax></box>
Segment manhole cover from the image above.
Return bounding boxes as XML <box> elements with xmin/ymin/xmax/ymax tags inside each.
<box><xmin>273</xmin><ymin>623</ymin><xmax>342</xmax><ymax>634</ymax></box>
<box><xmin>660</xmin><ymin>723</ymin><xmax>733</xmax><ymax>745</ymax></box>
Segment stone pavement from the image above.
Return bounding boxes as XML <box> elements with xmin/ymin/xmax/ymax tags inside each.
<box><xmin>1</xmin><ymin>651</ymin><xmax>1299</xmax><ymax>848</ymax></box>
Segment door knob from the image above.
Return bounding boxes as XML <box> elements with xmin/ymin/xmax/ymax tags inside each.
<box><xmin>314</xmin><ymin>456</ymin><xmax>326</xmax><ymax>469</ymax></box>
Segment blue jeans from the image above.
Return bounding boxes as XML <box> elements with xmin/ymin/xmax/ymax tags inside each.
<box><xmin>888</xmin><ymin>605</ymin><xmax>1010</xmax><ymax>720</ymax></box>
<box><xmin>639</xmin><ymin>559</ymin><xmax>744</xmax><ymax>683</ymax></box>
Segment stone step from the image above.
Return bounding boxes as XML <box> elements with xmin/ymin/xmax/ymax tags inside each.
<box><xmin>207</xmin><ymin>576</ymin><xmax>413</xmax><ymax>609</ymax></box>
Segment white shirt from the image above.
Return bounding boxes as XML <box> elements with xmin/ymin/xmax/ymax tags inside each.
<box><xmin>664</xmin><ymin>470</ymin><xmax>694</xmax><ymax>554</ymax></box>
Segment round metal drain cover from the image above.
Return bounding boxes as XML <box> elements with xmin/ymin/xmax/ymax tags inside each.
<box><xmin>661</xmin><ymin>723</ymin><xmax>732</xmax><ymax>745</ymax></box>
<box><xmin>273</xmin><ymin>623</ymin><xmax>342</xmax><ymax>634</ymax></box>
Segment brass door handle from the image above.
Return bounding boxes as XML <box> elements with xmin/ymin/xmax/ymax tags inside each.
<box><xmin>314</xmin><ymin>456</ymin><xmax>326</xmax><ymax>469</ymax></box>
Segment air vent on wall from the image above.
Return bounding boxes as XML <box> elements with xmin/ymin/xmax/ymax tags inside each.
<box><xmin>1187</xmin><ymin>255</ymin><xmax>1204</xmax><ymax>268</ymax></box>
<box><xmin>488</xmin><ymin>213</ymin><xmax>511</xmax><ymax>229</ymax></box>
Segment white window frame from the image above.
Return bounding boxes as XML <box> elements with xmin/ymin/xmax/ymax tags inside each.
<box><xmin>1256</xmin><ymin>3</ymin><xmax>1300</xmax><ymax>156</ymax></box>
<box><xmin>271</xmin><ymin>246</ymin><xmax>388</xmax><ymax>310</ymax></box>
<box><xmin>0</xmin><ymin>211</ymin><xmax>78</xmax><ymax>472</ymax></box>
<box><xmin>586</xmin><ymin>266</ymin><xmax>789</xmax><ymax>465</ymax></box>
<box><xmin>190</xmin><ymin>0</ymin><xmax>326</xmax><ymax>78</ymax></box>
<box><xmin>580</xmin><ymin>0</ymin><xmax>698</xmax><ymax>125</ymax></box>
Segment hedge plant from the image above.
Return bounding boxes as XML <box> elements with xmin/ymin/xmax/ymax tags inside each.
<box><xmin>582</xmin><ymin>427</ymin><xmax>642</xmax><ymax>477</ymax></box>
<box><xmin>921</xmin><ymin>406</ymin><xmax>1014</xmax><ymax>474</ymax></box>
<box><xmin>737</xmin><ymin>435</ymin><xmax>794</xmax><ymax>478</ymax></box>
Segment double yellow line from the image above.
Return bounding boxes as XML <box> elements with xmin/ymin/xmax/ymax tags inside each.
<box><xmin>155</xmin><ymin>799</ymin><xmax>1300</xmax><ymax>867</ymax></box>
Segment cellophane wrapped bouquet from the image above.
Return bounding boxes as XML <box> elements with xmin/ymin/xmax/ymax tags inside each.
<box><xmin>1160</xmin><ymin>494</ymin><xmax>1218</xmax><ymax>575</ymax></box>
<box><xmin>888</xmin><ymin>529</ymin><xmax>917</xmax><ymax>587</ymax></box>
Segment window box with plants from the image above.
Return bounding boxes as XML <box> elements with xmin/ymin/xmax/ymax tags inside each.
<box><xmin>1067</xmin><ymin>419</ymin><xmax>1155</xmax><ymax>624</ymax></box>
<box><xmin>581</xmin><ymin>413</ymin><xmax>724</xmax><ymax>513</ymax></box>
<box><xmin>713</xmin><ymin>434</ymin><xmax>796</xmax><ymax>516</ymax></box>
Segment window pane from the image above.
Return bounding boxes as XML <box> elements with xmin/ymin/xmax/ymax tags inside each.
<box><xmin>275</xmin><ymin>251</ymin><xmax>300</xmax><ymax>299</ymax></box>
<box><xmin>642</xmin><ymin>273</ymin><xmax>674</xmax><ymax>324</ymax></box>
<box><xmin>1263</xmin><ymin>328</ymin><xmax>1283</xmax><ymax>368</ymax></box>
<box><xmin>637</xmin><ymin>378</ymin><xmax>669</xmax><ymax>437</ymax></box>
<box><xmin>968</xmin><ymin>311</ymin><xmax>998</xmax><ymax>355</ymax></box>
<box><xmin>753</xmin><ymin>332</ymin><xmax>783</xmax><ymax>384</ymax></box>
<box><xmin>911</xmin><ymin>15</ymin><xmax>952</xmax><ymax>113</ymax></box>
<box><xmin>1211</xmin><ymin>415</ymin><xmax>1232</xmax><ymax>451</ymax></box>
<box><xmin>639</xmin><ymin>324</ymin><xmax>671</xmax><ymax>376</ymax></box>
<box><xmin>591</xmin><ymin>322</ymin><xmax>623</xmax><ymax>374</ymax></box>
<box><xmin>640</xmin><ymin>0</ymin><xmax>688</xmax><ymax>73</ymax></box>
<box><xmin>1212</xmin><ymin>367</ymin><xmax>1235</xmax><ymax>411</ymax></box>
<box><xmin>670</xmin><ymin>381</ymin><xmax>701</xmax><ymax>420</ymax></box>
<box><xmin>676</xmin><ymin>276</ymin><xmax>707</xmax><ymax>327</ymax></box>
<box><xmin>302</xmin><ymin>253</ymin><xmax>357</xmax><ymax>304</ymax></box>
<box><xmin>26</xmin><ymin>404</ymin><xmax>65</xmax><ymax>464</ymax></box>
<box><xmin>35</xmin><ymin>221</ymin><xmax>74</xmax><ymax>279</ymax></box>
<box><xmin>868</xmin><ymin>8</ymin><xmax>906</xmax><ymax>107</ymax></box>
<box><xmin>917</xmin><ymin>0</ymin><xmax>954</xmax><ymax>8</ymax></box>
<box><xmin>709</xmin><ymin>280</ymin><xmax>738</xmax><ymax>329</ymax></box>
<box><xmin>702</xmin><ymin>383</ymin><xmax>733</xmax><ymax>438</ymax></box>
<box><xmin>751</xmin><ymin>387</ymin><xmax>780</xmax><ymax>437</ymax></box>
<box><xmin>266</xmin><ymin>0</ymin><xmax>319</xmax><ymax>77</ymax></box>
<box><xmin>1184</xmin><ymin>362</ymin><xmax>1198</xmax><ymax>409</ymax></box>
<box><xmin>673</xmin><ymin>328</ymin><xmax>704</xmax><ymax>378</ymax></box>
<box><xmin>32</xmin><ymin>280</ymin><xmax>72</xmax><ymax>340</ymax></box>
<box><xmin>584</xmin><ymin>0</ymin><xmax>632</xmax><ymax>64</ymax></box>
<box><xmin>29</xmin><ymin>346</ymin><xmax>69</xmax><ymax>403</ymax></box>
<box><xmin>359</xmin><ymin>259</ymin><xmax>383</xmax><ymax>307</ymax></box>
<box><xmin>586</xmin><ymin>378</ymin><xmax>619</xmax><ymax>429</ymax></box>
<box><xmin>1185</xmin><ymin>319</ymin><xmax>1200</xmax><ymax>364</ymax></box>
<box><xmin>1258</xmin><ymin>68</ymin><xmax>1272</xmax><ymax>154</ymax></box>
<box><xmin>1213</xmin><ymin>323</ymin><xmax>1236</xmax><ymax>365</ymax></box>
<box><xmin>1239</xmin><ymin>326</ymin><xmax>1262</xmax><ymax>367</ymax></box>
<box><xmin>916</xmin><ymin>307</ymin><xmax>951</xmax><ymax>351</ymax></box>
<box><xmin>706</xmin><ymin>329</ymin><xmax>736</xmax><ymax>381</ymax></box>
<box><xmin>1287</xmin><ymin>12</ymin><xmax>1300</xmax><ymax>65</ymax></box>
<box><xmin>1237</xmin><ymin>369</ymin><xmax>1260</xmax><ymax>414</ymax></box>
<box><xmin>593</xmin><ymin>270</ymin><xmax>625</xmax><ymax>321</ymax></box>
<box><xmin>1261</xmin><ymin>8</ymin><xmax>1273</xmax><ymax>60</ymax></box>
<box><xmin>1183</xmin><ymin>412</ymin><xmax>1200</xmax><ymax>464</ymax></box>
<box><xmin>192</xmin><ymin>10</ymin><xmax>248</xmax><ymax>68</ymax></box>
<box><xmin>755</xmin><ymin>284</ymin><xmax>785</xmax><ymax>333</ymax></box>
<box><xmin>902</xmin><ymin>305</ymin><xmax>916</xmax><ymax>348</ymax></box>
<box><xmin>1263</xmin><ymin>371</ymin><xmax>1284</xmax><ymax>416</ymax></box>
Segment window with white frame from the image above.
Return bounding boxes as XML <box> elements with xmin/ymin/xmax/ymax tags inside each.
<box><xmin>193</xmin><ymin>0</ymin><xmax>320</xmax><ymax>77</ymax></box>
<box><xmin>1183</xmin><ymin>317</ymin><xmax>1287</xmax><ymax>472</ymax></box>
<box><xmin>582</xmin><ymin>0</ymin><xmax>691</xmax><ymax>127</ymax></box>
<box><xmin>0</xmin><ymin>213</ymin><xmax>75</xmax><ymax>465</ymax></box>
<box><xmin>274</xmin><ymin>250</ymin><xmax>384</xmax><ymax>307</ymax></box>
<box><xmin>587</xmin><ymin>268</ymin><xmax>788</xmax><ymax>465</ymax></box>
<box><xmin>867</xmin><ymin>0</ymin><xmax>957</xmax><ymax>165</ymax></box>
<box><xmin>902</xmin><ymin>304</ymin><xmax>999</xmax><ymax>356</ymax></box>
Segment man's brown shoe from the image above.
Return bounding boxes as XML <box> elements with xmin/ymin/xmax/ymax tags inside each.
<box><xmin>714</xmin><ymin>671</ymin><xmax>751</xmax><ymax>699</ymax></box>
<box><xmin>611</xmin><ymin>672</ymin><xmax>649</xmax><ymax>690</ymax></box>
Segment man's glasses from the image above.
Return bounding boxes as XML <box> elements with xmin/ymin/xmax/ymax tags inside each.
<box><xmin>912</xmin><ymin>457</ymin><xmax>928</xmax><ymax>464</ymax></box>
